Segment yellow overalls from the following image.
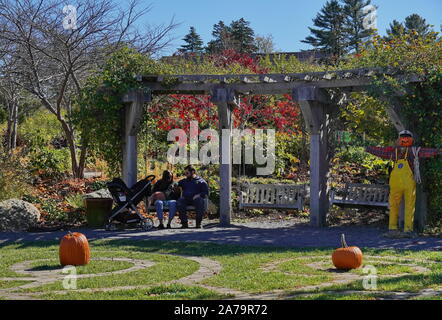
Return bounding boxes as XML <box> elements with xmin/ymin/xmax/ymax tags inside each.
<box><xmin>388</xmin><ymin>148</ymin><xmax>416</xmax><ymax>232</ymax></box>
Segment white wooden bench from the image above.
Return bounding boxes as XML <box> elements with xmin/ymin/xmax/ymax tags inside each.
<box><xmin>239</xmin><ymin>183</ymin><xmax>307</xmax><ymax>210</ymax></box>
<box><xmin>329</xmin><ymin>183</ymin><xmax>389</xmax><ymax>208</ymax></box>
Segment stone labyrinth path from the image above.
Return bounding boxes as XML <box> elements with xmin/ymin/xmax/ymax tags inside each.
<box><xmin>0</xmin><ymin>254</ymin><xmax>441</xmax><ymax>300</ymax></box>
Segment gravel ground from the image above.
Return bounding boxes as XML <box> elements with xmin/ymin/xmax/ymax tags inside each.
<box><xmin>1</xmin><ymin>219</ymin><xmax>441</xmax><ymax>251</ymax></box>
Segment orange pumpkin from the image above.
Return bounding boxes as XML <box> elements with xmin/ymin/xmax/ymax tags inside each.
<box><xmin>59</xmin><ymin>232</ymin><xmax>91</xmax><ymax>266</ymax></box>
<box><xmin>332</xmin><ymin>234</ymin><xmax>363</xmax><ymax>270</ymax></box>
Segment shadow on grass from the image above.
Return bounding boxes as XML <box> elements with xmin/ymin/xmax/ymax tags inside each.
<box><xmin>27</xmin><ymin>265</ymin><xmax>60</xmax><ymax>272</ymax></box>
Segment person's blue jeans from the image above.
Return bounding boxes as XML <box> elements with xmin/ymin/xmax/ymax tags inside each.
<box><xmin>155</xmin><ymin>200</ymin><xmax>177</xmax><ymax>223</ymax></box>
<box><xmin>177</xmin><ymin>197</ymin><xmax>205</xmax><ymax>224</ymax></box>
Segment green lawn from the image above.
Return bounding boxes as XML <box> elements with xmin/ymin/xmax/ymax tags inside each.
<box><xmin>0</xmin><ymin>240</ymin><xmax>440</xmax><ymax>300</ymax></box>
<box><xmin>38</xmin><ymin>284</ymin><xmax>231</xmax><ymax>300</ymax></box>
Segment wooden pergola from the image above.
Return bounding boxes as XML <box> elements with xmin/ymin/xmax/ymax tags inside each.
<box><xmin>120</xmin><ymin>68</ymin><xmax>426</xmax><ymax>228</ymax></box>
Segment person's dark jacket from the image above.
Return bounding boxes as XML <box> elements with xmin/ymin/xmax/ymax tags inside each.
<box><xmin>152</xmin><ymin>179</ymin><xmax>180</xmax><ymax>200</ymax></box>
<box><xmin>178</xmin><ymin>176</ymin><xmax>208</xmax><ymax>200</ymax></box>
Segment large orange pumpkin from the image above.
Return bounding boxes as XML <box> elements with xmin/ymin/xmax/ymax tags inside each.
<box><xmin>59</xmin><ymin>232</ymin><xmax>90</xmax><ymax>266</ymax></box>
<box><xmin>332</xmin><ymin>234</ymin><xmax>363</xmax><ymax>270</ymax></box>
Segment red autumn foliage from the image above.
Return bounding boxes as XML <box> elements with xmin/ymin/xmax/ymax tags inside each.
<box><xmin>208</xmin><ymin>49</ymin><xmax>269</xmax><ymax>74</ymax></box>
<box><xmin>149</xmin><ymin>50</ymin><xmax>299</xmax><ymax>135</ymax></box>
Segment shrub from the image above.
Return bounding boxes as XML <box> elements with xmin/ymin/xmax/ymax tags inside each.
<box><xmin>0</xmin><ymin>146</ymin><xmax>31</xmax><ymax>201</ymax></box>
<box><xmin>65</xmin><ymin>194</ymin><xmax>85</xmax><ymax>210</ymax></box>
<box><xmin>0</xmin><ymin>107</ymin><xmax>7</xmax><ymax>124</ymax></box>
<box><xmin>28</xmin><ymin>146</ymin><xmax>71</xmax><ymax>179</ymax></box>
<box><xmin>87</xmin><ymin>180</ymin><xmax>109</xmax><ymax>192</ymax></box>
<box><xmin>19</xmin><ymin>109</ymin><xmax>63</xmax><ymax>147</ymax></box>
<box><xmin>22</xmin><ymin>195</ymin><xmax>86</xmax><ymax>225</ymax></box>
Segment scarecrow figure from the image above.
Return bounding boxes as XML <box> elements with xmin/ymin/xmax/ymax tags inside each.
<box><xmin>365</xmin><ymin>130</ymin><xmax>442</xmax><ymax>237</ymax></box>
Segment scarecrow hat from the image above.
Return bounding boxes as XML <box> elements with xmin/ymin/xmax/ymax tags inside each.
<box><xmin>399</xmin><ymin>130</ymin><xmax>413</xmax><ymax>137</ymax></box>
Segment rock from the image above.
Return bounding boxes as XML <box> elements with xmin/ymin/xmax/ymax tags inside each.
<box><xmin>0</xmin><ymin>199</ymin><xmax>41</xmax><ymax>232</ymax></box>
<box><xmin>83</xmin><ymin>188</ymin><xmax>112</xmax><ymax>199</ymax></box>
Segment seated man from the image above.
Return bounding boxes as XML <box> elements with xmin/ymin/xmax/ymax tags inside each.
<box><xmin>176</xmin><ymin>165</ymin><xmax>208</xmax><ymax>229</ymax></box>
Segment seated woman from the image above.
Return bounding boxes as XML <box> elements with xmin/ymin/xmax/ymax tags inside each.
<box><xmin>149</xmin><ymin>170</ymin><xmax>180</xmax><ymax>229</ymax></box>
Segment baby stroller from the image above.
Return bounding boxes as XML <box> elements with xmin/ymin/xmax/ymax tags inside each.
<box><xmin>105</xmin><ymin>175</ymin><xmax>156</xmax><ymax>231</ymax></box>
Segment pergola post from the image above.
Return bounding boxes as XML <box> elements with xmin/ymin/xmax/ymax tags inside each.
<box><xmin>122</xmin><ymin>88</ymin><xmax>151</xmax><ymax>187</ymax></box>
<box><xmin>211</xmin><ymin>87</ymin><xmax>235</xmax><ymax>226</ymax></box>
<box><xmin>293</xmin><ymin>86</ymin><xmax>331</xmax><ymax>227</ymax></box>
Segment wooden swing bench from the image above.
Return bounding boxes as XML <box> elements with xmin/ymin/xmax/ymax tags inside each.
<box><xmin>239</xmin><ymin>183</ymin><xmax>307</xmax><ymax>210</ymax></box>
<box><xmin>329</xmin><ymin>183</ymin><xmax>389</xmax><ymax>208</ymax></box>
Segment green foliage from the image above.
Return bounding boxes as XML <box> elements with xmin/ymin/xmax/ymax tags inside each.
<box><xmin>65</xmin><ymin>194</ymin><xmax>85</xmax><ymax>210</ymax></box>
<box><xmin>17</xmin><ymin>109</ymin><xmax>72</xmax><ymax>179</ymax></box>
<box><xmin>179</xmin><ymin>27</ymin><xmax>204</xmax><ymax>53</ymax></box>
<box><xmin>342</xmin><ymin>33</ymin><xmax>442</xmax><ymax>223</ymax></box>
<box><xmin>341</xmin><ymin>32</ymin><xmax>441</xmax><ymax>73</ymax></box>
<box><xmin>400</xmin><ymin>72</ymin><xmax>442</xmax><ymax>224</ymax></box>
<box><xmin>336</xmin><ymin>146</ymin><xmax>390</xmax><ymax>173</ymax></box>
<box><xmin>340</xmin><ymin>92</ymin><xmax>397</xmax><ymax>143</ymax></box>
<box><xmin>386</xmin><ymin>14</ymin><xmax>435</xmax><ymax>40</ymax></box>
<box><xmin>87</xmin><ymin>180</ymin><xmax>109</xmax><ymax>192</ymax></box>
<box><xmin>206</xmin><ymin>18</ymin><xmax>257</xmax><ymax>54</ymax></box>
<box><xmin>274</xmin><ymin>132</ymin><xmax>304</xmax><ymax>177</ymax></box>
<box><xmin>40</xmin><ymin>199</ymin><xmax>66</xmax><ymax>222</ymax></box>
<box><xmin>75</xmin><ymin>47</ymin><xmax>170</xmax><ymax>176</ymax></box>
<box><xmin>302</xmin><ymin>0</ymin><xmax>346</xmax><ymax>58</ymax></box>
<box><xmin>23</xmin><ymin>195</ymin><xmax>84</xmax><ymax>224</ymax></box>
<box><xmin>28</xmin><ymin>146</ymin><xmax>71</xmax><ymax>179</ymax></box>
<box><xmin>0</xmin><ymin>106</ymin><xmax>7</xmax><ymax>124</ymax></box>
<box><xmin>342</xmin><ymin>0</ymin><xmax>376</xmax><ymax>53</ymax></box>
<box><xmin>19</xmin><ymin>109</ymin><xmax>63</xmax><ymax>147</ymax></box>
<box><xmin>258</xmin><ymin>54</ymin><xmax>326</xmax><ymax>73</ymax></box>
<box><xmin>0</xmin><ymin>146</ymin><xmax>30</xmax><ymax>201</ymax></box>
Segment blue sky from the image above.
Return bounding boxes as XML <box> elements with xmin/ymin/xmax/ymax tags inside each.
<box><xmin>140</xmin><ymin>0</ymin><xmax>442</xmax><ymax>55</ymax></box>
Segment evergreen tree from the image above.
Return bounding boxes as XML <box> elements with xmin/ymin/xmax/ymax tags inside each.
<box><xmin>342</xmin><ymin>0</ymin><xmax>376</xmax><ymax>52</ymax></box>
<box><xmin>385</xmin><ymin>14</ymin><xmax>433</xmax><ymax>41</ymax></box>
<box><xmin>404</xmin><ymin>14</ymin><xmax>432</xmax><ymax>36</ymax></box>
<box><xmin>302</xmin><ymin>0</ymin><xmax>346</xmax><ymax>58</ymax></box>
<box><xmin>206</xmin><ymin>18</ymin><xmax>257</xmax><ymax>53</ymax></box>
<box><xmin>206</xmin><ymin>21</ymin><xmax>232</xmax><ymax>53</ymax></box>
<box><xmin>230</xmin><ymin>18</ymin><xmax>258</xmax><ymax>53</ymax></box>
<box><xmin>385</xmin><ymin>20</ymin><xmax>405</xmax><ymax>40</ymax></box>
<box><xmin>179</xmin><ymin>26</ymin><xmax>204</xmax><ymax>53</ymax></box>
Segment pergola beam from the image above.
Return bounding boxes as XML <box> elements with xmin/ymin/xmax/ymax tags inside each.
<box><xmin>142</xmin><ymin>75</ymin><xmax>421</xmax><ymax>95</ymax></box>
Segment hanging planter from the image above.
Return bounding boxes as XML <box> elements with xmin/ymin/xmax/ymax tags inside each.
<box><xmin>332</xmin><ymin>234</ymin><xmax>363</xmax><ymax>270</ymax></box>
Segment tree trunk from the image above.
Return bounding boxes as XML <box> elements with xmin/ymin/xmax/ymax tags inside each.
<box><xmin>5</xmin><ymin>102</ymin><xmax>18</xmax><ymax>152</ymax></box>
<box><xmin>6</xmin><ymin>115</ymin><xmax>12</xmax><ymax>151</ymax></box>
<box><xmin>77</xmin><ymin>137</ymin><xmax>88</xmax><ymax>179</ymax></box>
<box><xmin>11</xmin><ymin>103</ymin><xmax>18</xmax><ymax>150</ymax></box>
<box><xmin>59</xmin><ymin>119</ymin><xmax>81</xmax><ymax>178</ymax></box>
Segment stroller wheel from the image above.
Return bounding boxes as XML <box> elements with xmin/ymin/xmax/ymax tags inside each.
<box><xmin>140</xmin><ymin>218</ymin><xmax>154</xmax><ymax>231</ymax></box>
<box><xmin>105</xmin><ymin>223</ymin><xmax>118</xmax><ymax>231</ymax></box>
